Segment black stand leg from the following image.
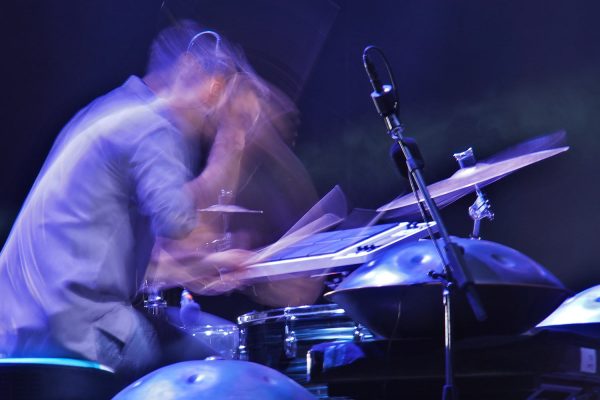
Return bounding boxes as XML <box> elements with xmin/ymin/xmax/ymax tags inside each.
<box><xmin>442</xmin><ymin>283</ymin><xmax>456</xmax><ymax>400</ymax></box>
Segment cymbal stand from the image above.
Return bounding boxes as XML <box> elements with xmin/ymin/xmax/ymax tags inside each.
<box><xmin>217</xmin><ymin>189</ymin><xmax>234</xmax><ymax>252</ymax></box>
<box><xmin>428</xmin><ymin>272</ymin><xmax>456</xmax><ymax>400</ymax></box>
<box><xmin>204</xmin><ymin>189</ymin><xmax>234</xmax><ymax>252</ymax></box>
<box><xmin>453</xmin><ymin>149</ymin><xmax>494</xmax><ymax>239</ymax></box>
<box><xmin>363</xmin><ymin>46</ymin><xmax>488</xmax><ymax>400</ymax></box>
<box><xmin>142</xmin><ymin>280</ymin><xmax>167</xmax><ymax>318</ymax></box>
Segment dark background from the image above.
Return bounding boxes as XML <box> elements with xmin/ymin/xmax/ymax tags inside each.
<box><xmin>1</xmin><ymin>0</ymin><xmax>599</xmax><ymax>304</ymax></box>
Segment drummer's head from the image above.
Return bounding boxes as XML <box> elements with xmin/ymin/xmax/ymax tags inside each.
<box><xmin>144</xmin><ymin>20</ymin><xmax>247</xmax><ymax>133</ymax></box>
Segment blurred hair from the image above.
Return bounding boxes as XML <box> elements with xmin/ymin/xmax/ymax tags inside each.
<box><xmin>147</xmin><ymin>20</ymin><xmax>243</xmax><ymax>81</ymax></box>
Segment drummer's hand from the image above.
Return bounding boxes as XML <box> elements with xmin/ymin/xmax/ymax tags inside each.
<box><xmin>185</xmin><ymin>248</ymin><xmax>255</xmax><ymax>295</ymax></box>
<box><xmin>146</xmin><ymin>231</ymin><xmax>255</xmax><ymax>295</ymax></box>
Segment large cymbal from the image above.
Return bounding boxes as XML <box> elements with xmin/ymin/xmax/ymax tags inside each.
<box><xmin>377</xmin><ymin>146</ymin><xmax>568</xmax><ymax>214</ymax></box>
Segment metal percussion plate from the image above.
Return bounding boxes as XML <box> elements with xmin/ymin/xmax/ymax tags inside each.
<box><xmin>536</xmin><ymin>284</ymin><xmax>600</xmax><ymax>338</ymax></box>
<box><xmin>378</xmin><ymin>146</ymin><xmax>568</xmax><ymax>215</ymax></box>
<box><xmin>326</xmin><ymin>238</ymin><xmax>570</xmax><ymax>338</ymax></box>
<box><xmin>113</xmin><ymin>360</ymin><xmax>316</xmax><ymax>400</ymax></box>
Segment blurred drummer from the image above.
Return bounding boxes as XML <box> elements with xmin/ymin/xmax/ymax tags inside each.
<box><xmin>0</xmin><ymin>20</ymin><xmax>322</xmax><ymax>378</ymax></box>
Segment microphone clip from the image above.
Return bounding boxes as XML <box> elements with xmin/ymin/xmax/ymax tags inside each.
<box><xmin>371</xmin><ymin>84</ymin><xmax>398</xmax><ymax>119</ymax></box>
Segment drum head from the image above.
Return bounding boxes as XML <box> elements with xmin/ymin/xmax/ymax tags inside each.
<box><xmin>237</xmin><ymin>303</ymin><xmax>347</xmax><ymax>325</ymax></box>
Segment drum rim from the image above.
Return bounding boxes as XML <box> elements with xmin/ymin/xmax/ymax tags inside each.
<box><xmin>237</xmin><ymin>303</ymin><xmax>347</xmax><ymax>325</ymax></box>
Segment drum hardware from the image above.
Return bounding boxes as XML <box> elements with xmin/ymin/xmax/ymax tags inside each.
<box><xmin>237</xmin><ymin>326</ymin><xmax>248</xmax><ymax>361</ymax></box>
<box><xmin>322</xmin><ymin>271</ymin><xmax>350</xmax><ymax>293</ymax></box>
<box><xmin>284</xmin><ymin>308</ymin><xmax>298</xmax><ymax>359</ymax></box>
<box><xmin>453</xmin><ymin>148</ymin><xmax>494</xmax><ymax>239</ymax></box>
<box><xmin>198</xmin><ymin>189</ymin><xmax>263</xmax><ymax>252</ymax></box>
<box><xmin>141</xmin><ymin>280</ymin><xmax>167</xmax><ymax>318</ymax></box>
<box><xmin>353</xmin><ymin>324</ymin><xmax>370</xmax><ymax>342</ymax></box>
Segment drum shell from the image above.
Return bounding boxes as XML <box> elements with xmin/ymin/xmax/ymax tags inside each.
<box><xmin>237</xmin><ymin>304</ymin><xmax>371</xmax><ymax>386</ymax></box>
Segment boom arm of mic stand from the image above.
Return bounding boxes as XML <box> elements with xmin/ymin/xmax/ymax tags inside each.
<box><xmin>386</xmin><ymin>114</ymin><xmax>487</xmax><ymax>322</ymax></box>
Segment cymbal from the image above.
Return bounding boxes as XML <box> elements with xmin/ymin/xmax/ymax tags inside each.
<box><xmin>197</xmin><ymin>204</ymin><xmax>263</xmax><ymax>214</ymax></box>
<box><xmin>377</xmin><ymin>146</ymin><xmax>568</xmax><ymax>213</ymax></box>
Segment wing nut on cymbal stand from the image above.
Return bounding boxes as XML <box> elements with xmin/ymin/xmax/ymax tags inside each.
<box><xmin>453</xmin><ymin>148</ymin><xmax>495</xmax><ymax>239</ymax></box>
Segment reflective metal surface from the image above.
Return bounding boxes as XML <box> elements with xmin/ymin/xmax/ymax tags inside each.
<box><xmin>326</xmin><ymin>238</ymin><xmax>570</xmax><ymax>338</ymax></box>
<box><xmin>197</xmin><ymin>204</ymin><xmax>263</xmax><ymax>214</ymax></box>
<box><xmin>113</xmin><ymin>360</ymin><xmax>316</xmax><ymax>400</ymax></box>
<box><xmin>537</xmin><ymin>284</ymin><xmax>600</xmax><ymax>337</ymax></box>
<box><xmin>237</xmin><ymin>304</ymin><xmax>372</xmax><ymax>388</ymax></box>
<box><xmin>378</xmin><ymin>146</ymin><xmax>568</xmax><ymax>215</ymax></box>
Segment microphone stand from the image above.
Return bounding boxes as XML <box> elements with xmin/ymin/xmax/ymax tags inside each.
<box><xmin>364</xmin><ymin>51</ymin><xmax>487</xmax><ymax>400</ymax></box>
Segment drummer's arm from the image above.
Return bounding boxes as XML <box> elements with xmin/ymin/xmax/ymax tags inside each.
<box><xmin>186</xmin><ymin>124</ymin><xmax>245</xmax><ymax>210</ymax></box>
<box><xmin>147</xmin><ymin>227</ymin><xmax>255</xmax><ymax>294</ymax></box>
<box><xmin>243</xmin><ymin>277</ymin><xmax>325</xmax><ymax>307</ymax></box>
<box><xmin>186</xmin><ymin>77</ymin><xmax>264</xmax><ymax>209</ymax></box>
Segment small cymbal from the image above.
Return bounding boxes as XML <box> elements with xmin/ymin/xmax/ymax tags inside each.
<box><xmin>197</xmin><ymin>204</ymin><xmax>263</xmax><ymax>214</ymax></box>
<box><xmin>378</xmin><ymin>146</ymin><xmax>568</xmax><ymax>214</ymax></box>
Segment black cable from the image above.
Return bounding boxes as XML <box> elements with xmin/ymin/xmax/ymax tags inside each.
<box><xmin>365</xmin><ymin>46</ymin><xmax>444</xmax><ymax>260</ymax></box>
<box><xmin>363</xmin><ymin>45</ymin><xmax>399</xmax><ymax>102</ymax></box>
<box><xmin>408</xmin><ymin>170</ymin><xmax>447</xmax><ymax>265</ymax></box>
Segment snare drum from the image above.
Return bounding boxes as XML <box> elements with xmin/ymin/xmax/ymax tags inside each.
<box><xmin>237</xmin><ymin>303</ymin><xmax>371</xmax><ymax>387</ymax></box>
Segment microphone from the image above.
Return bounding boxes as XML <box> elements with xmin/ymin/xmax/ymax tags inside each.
<box><xmin>362</xmin><ymin>46</ymin><xmax>400</xmax><ymax>130</ymax></box>
<box><xmin>363</xmin><ymin>50</ymin><xmax>384</xmax><ymax>94</ymax></box>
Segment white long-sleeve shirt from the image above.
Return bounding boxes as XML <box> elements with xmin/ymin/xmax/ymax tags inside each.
<box><xmin>0</xmin><ymin>76</ymin><xmax>197</xmax><ymax>365</ymax></box>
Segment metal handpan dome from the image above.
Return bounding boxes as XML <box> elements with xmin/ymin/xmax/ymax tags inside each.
<box><xmin>536</xmin><ymin>284</ymin><xmax>600</xmax><ymax>337</ymax></box>
<box><xmin>113</xmin><ymin>360</ymin><xmax>316</xmax><ymax>400</ymax></box>
<box><xmin>325</xmin><ymin>237</ymin><xmax>570</xmax><ymax>338</ymax></box>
